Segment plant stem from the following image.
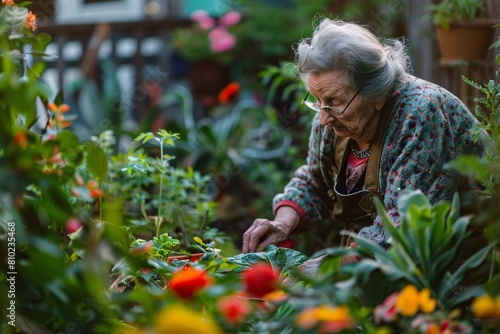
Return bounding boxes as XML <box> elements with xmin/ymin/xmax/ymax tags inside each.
<box><xmin>177</xmin><ymin>214</ymin><xmax>190</xmax><ymax>248</ymax></box>
<box><xmin>489</xmin><ymin>248</ymin><xmax>497</xmax><ymax>282</ymax></box>
<box><xmin>197</xmin><ymin>210</ymin><xmax>208</xmax><ymax>237</ymax></box>
<box><xmin>156</xmin><ymin>139</ymin><xmax>164</xmax><ymax>237</ymax></box>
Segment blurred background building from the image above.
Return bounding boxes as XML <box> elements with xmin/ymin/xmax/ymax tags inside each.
<box><xmin>30</xmin><ymin>0</ymin><xmax>499</xmax><ymax>141</ymax></box>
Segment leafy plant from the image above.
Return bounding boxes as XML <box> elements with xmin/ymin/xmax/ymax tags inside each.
<box><xmin>0</xmin><ymin>4</ymin><xmax>118</xmax><ymax>332</ymax></box>
<box><xmin>343</xmin><ymin>191</ymin><xmax>492</xmax><ymax>308</ymax></box>
<box><xmin>424</xmin><ymin>0</ymin><xmax>485</xmax><ymax>30</ymax></box>
<box><xmin>445</xmin><ymin>39</ymin><xmax>500</xmax><ymax>300</ymax></box>
<box><xmin>119</xmin><ymin>129</ymin><xmax>218</xmax><ymax>248</ymax></box>
<box><xmin>130</xmin><ymin>232</ymin><xmax>180</xmax><ymax>260</ymax></box>
<box><xmin>147</xmin><ymin>85</ymin><xmax>292</xmax><ymax>219</ymax></box>
<box><xmin>127</xmin><ymin>130</ymin><xmax>179</xmax><ymax>236</ymax></box>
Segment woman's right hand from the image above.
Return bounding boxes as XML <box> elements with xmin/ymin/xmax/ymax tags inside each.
<box><xmin>242</xmin><ymin>206</ymin><xmax>299</xmax><ymax>253</ymax></box>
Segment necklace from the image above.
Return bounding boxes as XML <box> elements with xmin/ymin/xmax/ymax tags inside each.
<box><xmin>350</xmin><ymin>143</ymin><xmax>371</xmax><ymax>159</ymax></box>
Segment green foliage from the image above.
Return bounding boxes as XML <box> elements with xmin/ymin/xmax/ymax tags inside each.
<box><xmin>149</xmin><ymin>84</ymin><xmax>293</xmax><ymax>221</ymax></box>
<box><xmin>351</xmin><ymin>191</ymin><xmax>491</xmax><ymax>307</ymax></box>
<box><xmin>424</xmin><ymin>0</ymin><xmax>484</xmax><ymax>30</ymax></box>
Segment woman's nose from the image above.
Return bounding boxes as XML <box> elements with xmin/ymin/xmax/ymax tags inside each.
<box><xmin>319</xmin><ymin>109</ymin><xmax>335</xmax><ymax>126</ymax></box>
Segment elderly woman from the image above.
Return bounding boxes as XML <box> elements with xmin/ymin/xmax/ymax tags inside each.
<box><xmin>242</xmin><ymin>19</ymin><xmax>487</xmax><ymax>259</ymax></box>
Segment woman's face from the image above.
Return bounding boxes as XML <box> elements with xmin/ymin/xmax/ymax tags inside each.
<box><xmin>306</xmin><ymin>71</ymin><xmax>377</xmax><ymax>141</ymax></box>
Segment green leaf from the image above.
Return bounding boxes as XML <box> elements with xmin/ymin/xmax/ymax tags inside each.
<box><xmin>226</xmin><ymin>245</ymin><xmax>307</xmax><ymax>275</ymax></box>
<box><xmin>442</xmin><ymin>244</ymin><xmax>493</xmax><ymax>306</ymax></box>
<box><xmin>83</xmin><ymin>142</ymin><xmax>108</xmax><ymax>180</ymax></box>
<box><xmin>135</xmin><ymin>132</ymin><xmax>155</xmax><ymax>144</ymax></box>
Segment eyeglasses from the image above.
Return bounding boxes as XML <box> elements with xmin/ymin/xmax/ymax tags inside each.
<box><xmin>302</xmin><ymin>86</ymin><xmax>363</xmax><ymax>115</ymax></box>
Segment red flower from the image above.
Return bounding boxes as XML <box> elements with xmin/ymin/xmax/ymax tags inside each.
<box><xmin>217</xmin><ymin>293</ymin><xmax>252</xmax><ymax>324</ymax></box>
<box><xmin>86</xmin><ymin>180</ymin><xmax>104</xmax><ymax>198</ymax></box>
<box><xmin>167</xmin><ymin>267</ymin><xmax>211</xmax><ymax>299</ymax></box>
<box><xmin>66</xmin><ymin>217</ymin><xmax>82</xmax><ymax>234</ymax></box>
<box><xmin>13</xmin><ymin>132</ymin><xmax>28</xmax><ymax>149</ymax></box>
<box><xmin>242</xmin><ymin>263</ymin><xmax>279</xmax><ymax>298</ymax></box>
<box><xmin>276</xmin><ymin>238</ymin><xmax>295</xmax><ymax>249</ymax></box>
<box><xmin>218</xmin><ymin>82</ymin><xmax>240</xmax><ymax>104</ymax></box>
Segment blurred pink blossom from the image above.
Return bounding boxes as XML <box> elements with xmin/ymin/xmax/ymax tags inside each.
<box><xmin>209</xmin><ymin>27</ymin><xmax>236</xmax><ymax>52</ymax></box>
<box><xmin>190</xmin><ymin>10</ymin><xmax>215</xmax><ymax>30</ymax></box>
<box><xmin>219</xmin><ymin>11</ymin><xmax>242</xmax><ymax>27</ymax></box>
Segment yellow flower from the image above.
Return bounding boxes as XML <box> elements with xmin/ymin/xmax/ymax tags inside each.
<box><xmin>295</xmin><ymin>307</ymin><xmax>319</xmax><ymax>329</ymax></box>
<box><xmin>154</xmin><ymin>304</ymin><xmax>222</xmax><ymax>334</ymax></box>
<box><xmin>472</xmin><ymin>295</ymin><xmax>497</xmax><ymax>319</ymax></box>
<box><xmin>418</xmin><ymin>288</ymin><xmax>436</xmax><ymax>314</ymax></box>
<box><xmin>395</xmin><ymin>285</ymin><xmax>420</xmax><ymax>317</ymax></box>
<box><xmin>375</xmin><ymin>327</ymin><xmax>392</xmax><ymax>334</ymax></box>
<box><xmin>295</xmin><ymin>305</ymin><xmax>354</xmax><ymax>331</ymax></box>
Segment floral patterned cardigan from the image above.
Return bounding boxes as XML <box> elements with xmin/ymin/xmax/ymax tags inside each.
<box><xmin>273</xmin><ymin>74</ymin><xmax>488</xmax><ymax>246</ymax></box>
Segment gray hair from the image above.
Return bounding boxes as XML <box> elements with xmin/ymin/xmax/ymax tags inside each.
<box><xmin>294</xmin><ymin>18</ymin><xmax>410</xmax><ymax>101</ymax></box>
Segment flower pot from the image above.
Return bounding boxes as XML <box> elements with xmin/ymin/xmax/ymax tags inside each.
<box><xmin>435</xmin><ymin>18</ymin><xmax>496</xmax><ymax>61</ymax></box>
<box><xmin>167</xmin><ymin>253</ymin><xmax>205</xmax><ymax>264</ymax></box>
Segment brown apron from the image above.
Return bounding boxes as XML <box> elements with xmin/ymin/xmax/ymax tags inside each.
<box><xmin>327</xmin><ymin>97</ymin><xmax>396</xmax><ymax>246</ymax></box>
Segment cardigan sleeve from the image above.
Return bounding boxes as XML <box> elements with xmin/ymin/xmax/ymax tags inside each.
<box><xmin>272</xmin><ymin>114</ymin><xmax>335</xmax><ymax>228</ymax></box>
<box><xmin>357</xmin><ymin>81</ymin><xmax>487</xmax><ymax>245</ymax></box>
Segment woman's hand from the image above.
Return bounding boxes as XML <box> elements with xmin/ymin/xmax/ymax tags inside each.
<box><xmin>242</xmin><ymin>206</ymin><xmax>299</xmax><ymax>253</ymax></box>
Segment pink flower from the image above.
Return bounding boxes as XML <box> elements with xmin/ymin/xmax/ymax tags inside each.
<box><xmin>374</xmin><ymin>292</ymin><xmax>399</xmax><ymax>324</ymax></box>
<box><xmin>66</xmin><ymin>218</ymin><xmax>82</xmax><ymax>234</ymax></box>
<box><xmin>190</xmin><ymin>10</ymin><xmax>215</xmax><ymax>30</ymax></box>
<box><xmin>209</xmin><ymin>27</ymin><xmax>236</xmax><ymax>53</ymax></box>
<box><xmin>219</xmin><ymin>11</ymin><xmax>242</xmax><ymax>27</ymax></box>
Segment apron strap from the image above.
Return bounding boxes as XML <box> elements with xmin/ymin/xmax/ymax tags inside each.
<box><xmin>359</xmin><ymin>96</ymin><xmax>396</xmax><ymax>215</ymax></box>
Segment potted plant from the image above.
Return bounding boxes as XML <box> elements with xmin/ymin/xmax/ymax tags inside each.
<box><xmin>425</xmin><ymin>0</ymin><xmax>498</xmax><ymax>61</ymax></box>
<box><xmin>171</xmin><ymin>10</ymin><xmax>243</xmax><ymax>102</ymax></box>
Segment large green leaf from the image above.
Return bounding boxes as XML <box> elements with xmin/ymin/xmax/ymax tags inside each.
<box><xmin>442</xmin><ymin>244</ymin><xmax>494</xmax><ymax>306</ymax></box>
<box><xmin>0</xmin><ymin>5</ymin><xmax>28</xmax><ymax>39</ymax></box>
<box><xmin>82</xmin><ymin>142</ymin><xmax>108</xmax><ymax>180</ymax></box>
<box><xmin>226</xmin><ymin>245</ymin><xmax>307</xmax><ymax>276</ymax></box>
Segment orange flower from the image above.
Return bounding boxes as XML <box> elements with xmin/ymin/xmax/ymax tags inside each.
<box><xmin>425</xmin><ymin>324</ymin><xmax>440</xmax><ymax>334</ymax></box>
<box><xmin>167</xmin><ymin>267</ymin><xmax>211</xmax><ymax>299</ymax></box>
<box><xmin>86</xmin><ymin>180</ymin><xmax>104</xmax><ymax>198</ymax></box>
<box><xmin>242</xmin><ymin>263</ymin><xmax>279</xmax><ymax>299</ymax></box>
<box><xmin>48</xmin><ymin>103</ymin><xmax>70</xmax><ymax>113</ymax></box>
<box><xmin>262</xmin><ymin>290</ymin><xmax>287</xmax><ymax>303</ymax></box>
<box><xmin>295</xmin><ymin>305</ymin><xmax>355</xmax><ymax>331</ymax></box>
<box><xmin>48</xmin><ymin>103</ymin><xmax>73</xmax><ymax>129</ymax></box>
<box><xmin>24</xmin><ymin>10</ymin><xmax>36</xmax><ymax>31</ymax></box>
<box><xmin>13</xmin><ymin>132</ymin><xmax>28</xmax><ymax>149</ymax></box>
<box><xmin>2</xmin><ymin>0</ymin><xmax>14</xmax><ymax>6</ymax></box>
<box><xmin>218</xmin><ymin>82</ymin><xmax>240</xmax><ymax>104</ymax></box>
<box><xmin>217</xmin><ymin>294</ymin><xmax>252</xmax><ymax>324</ymax></box>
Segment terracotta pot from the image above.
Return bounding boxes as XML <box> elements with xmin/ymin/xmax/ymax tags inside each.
<box><xmin>167</xmin><ymin>253</ymin><xmax>205</xmax><ymax>264</ymax></box>
<box><xmin>435</xmin><ymin>19</ymin><xmax>496</xmax><ymax>61</ymax></box>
